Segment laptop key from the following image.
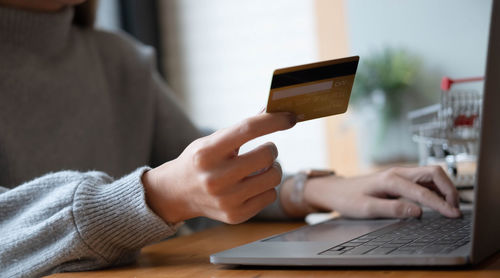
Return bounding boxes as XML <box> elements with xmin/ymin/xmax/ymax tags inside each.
<box><xmin>406</xmin><ymin>242</ymin><xmax>429</xmax><ymax>248</ymax></box>
<box><xmin>321</xmin><ymin>250</ymin><xmax>346</xmax><ymax>256</ymax></box>
<box><xmin>414</xmin><ymin>238</ymin><xmax>436</xmax><ymax>243</ymax></box>
<box><xmin>343</xmin><ymin>245</ymin><xmax>378</xmax><ymax>255</ymax></box>
<box><xmin>328</xmin><ymin>246</ymin><xmax>345</xmax><ymax>251</ymax></box>
<box><xmin>349</xmin><ymin>239</ymin><xmax>372</xmax><ymax>243</ymax></box>
<box><xmin>357</xmin><ymin>235</ymin><xmax>378</xmax><ymax>240</ymax></box>
<box><xmin>399</xmin><ymin>235</ymin><xmax>420</xmax><ymax>240</ymax></box>
<box><xmin>416</xmin><ymin>245</ymin><xmax>449</xmax><ymax>254</ymax></box>
<box><xmin>390</xmin><ymin>239</ymin><xmax>412</xmax><ymax>244</ymax></box>
<box><xmin>340</xmin><ymin>242</ymin><xmax>364</xmax><ymax>247</ymax></box>
<box><xmin>362</xmin><ymin>241</ymin><xmax>382</xmax><ymax>246</ymax></box>
<box><xmin>382</xmin><ymin>243</ymin><xmax>405</xmax><ymax>248</ymax></box>
<box><xmin>327</xmin><ymin>245</ymin><xmax>353</xmax><ymax>252</ymax></box>
<box><xmin>371</xmin><ymin>238</ymin><xmax>393</xmax><ymax>244</ymax></box>
<box><xmin>366</xmin><ymin>247</ymin><xmax>396</xmax><ymax>255</ymax></box>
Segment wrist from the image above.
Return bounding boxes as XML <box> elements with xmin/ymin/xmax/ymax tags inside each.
<box><xmin>281</xmin><ymin>170</ymin><xmax>335</xmax><ymax>218</ymax></box>
<box><xmin>141</xmin><ymin>164</ymin><xmax>191</xmax><ymax>224</ymax></box>
<box><xmin>303</xmin><ymin>173</ymin><xmax>343</xmax><ymax>211</ymax></box>
<box><xmin>280</xmin><ymin>176</ymin><xmax>312</xmax><ymax>218</ymax></box>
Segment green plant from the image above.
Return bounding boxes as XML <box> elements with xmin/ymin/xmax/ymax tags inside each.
<box><xmin>351</xmin><ymin>47</ymin><xmax>422</xmax><ymax>122</ymax></box>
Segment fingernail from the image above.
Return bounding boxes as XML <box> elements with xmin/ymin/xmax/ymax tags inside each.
<box><xmin>273</xmin><ymin>161</ymin><xmax>282</xmax><ymax>171</ymax></box>
<box><xmin>272</xmin><ymin>161</ymin><xmax>283</xmax><ymax>177</ymax></box>
<box><xmin>444</xmin><ymin>201</ymin><xmax>461</xmax><ymax>217</ymax></box>
<box><xmin>287</xmin><ymin>113</ymin><xmax>297</xmax><ymax>127</ymax></box>
<box><xmin>267</xmin><ymin>143</ymin><xmax>278</xmax><ymax>159</ymax></box>
<box><xmin>407</xmin><ymin>206</ymin><xmax>421</xmax><ymax>218</ymax></box>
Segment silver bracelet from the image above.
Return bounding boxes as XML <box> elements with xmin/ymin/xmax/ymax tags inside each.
<box><xmin>290</xmin><ymin>170</ymin><xmax>335</xmax><ymax>210</ymax></box>
<box><xmin>291</xmin><ymin>172</ymin><xmax>309</xmax><ymax>206</ymax></box>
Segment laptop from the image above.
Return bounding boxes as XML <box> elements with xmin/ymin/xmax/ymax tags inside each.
<box><xmin>210</xmin><ymin>1</ymin><xmax>500</xmax><ymax>267</ymax></box>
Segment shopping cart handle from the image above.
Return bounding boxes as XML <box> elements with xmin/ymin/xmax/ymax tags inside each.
<box><xmin>441</xmin><ymin>76</ymin><xmax>484</xmax><ymax>91</ymax></box>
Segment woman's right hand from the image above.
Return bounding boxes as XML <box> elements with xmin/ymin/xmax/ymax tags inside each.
<box><xmin>142</xmin><ymin>112</ymin><xmax>296</xmax><ymax>224</ymax></box>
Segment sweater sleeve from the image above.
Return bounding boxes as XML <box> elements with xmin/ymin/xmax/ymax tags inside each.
<box><xmin>0</xmin><ymin>167</ymin><xmax>178</xmax><ymax>278</ymax></box>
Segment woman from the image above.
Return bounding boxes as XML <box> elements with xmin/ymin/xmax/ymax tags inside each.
<box><xmin>0</xmin><ymin>0</ymin><xmax>460</xmax><ymax>277</ymax></box>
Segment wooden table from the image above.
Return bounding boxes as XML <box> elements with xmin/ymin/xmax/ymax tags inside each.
<box><xmin>51</xmin><ymin>221</ymin><xmax>500</xmax><ymax>278</ymax></box>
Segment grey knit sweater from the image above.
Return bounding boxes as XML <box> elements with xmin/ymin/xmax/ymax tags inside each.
<box><xmin>0</xmin><ymin>5</ymin><xmax>286</xmax><ymax>278</ymax></box>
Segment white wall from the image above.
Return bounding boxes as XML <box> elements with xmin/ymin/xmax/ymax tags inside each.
<box><xmin>170</xmin><ymin>0</ymin><xmax>327</xmax><ymax>173</ymax></box>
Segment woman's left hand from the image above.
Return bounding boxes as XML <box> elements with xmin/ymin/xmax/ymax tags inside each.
<box><xmin>285</xmin><ymin>166</ymin><xmax>461</xmax><ymax>219</ymax></box>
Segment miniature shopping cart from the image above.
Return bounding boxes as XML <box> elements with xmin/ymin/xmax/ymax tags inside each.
<box><xmin>408</xmin><ymin>76</ymin><xmax>483</xmax><ymax>188</ymax></box>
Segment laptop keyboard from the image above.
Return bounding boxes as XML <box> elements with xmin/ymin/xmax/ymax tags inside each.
<box><xmin>320</xmin><ymin>211</ymin><xmax>471</xmax><ymax>256</ymax></box>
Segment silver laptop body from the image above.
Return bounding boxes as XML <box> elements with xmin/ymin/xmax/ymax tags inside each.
<box><xmin>210</xmin><ymin>1</ymin><xmax>500</xmax><ymax>266</ymax></box>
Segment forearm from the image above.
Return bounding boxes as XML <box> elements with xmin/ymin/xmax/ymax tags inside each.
<box><xmin>0</xmin><ymin>168</ymin><xmax>177</xmax><ymax>277</ymax></box>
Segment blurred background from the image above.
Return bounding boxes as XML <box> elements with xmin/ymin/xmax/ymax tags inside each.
<box><xmin>95</xmin><ymin>0</ymin><xmax>492</xmax><ymax>178</ymax></box>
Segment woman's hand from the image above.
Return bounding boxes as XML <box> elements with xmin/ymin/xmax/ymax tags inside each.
<box><xmin>142</xmin><ymin>112</ymin><xmax>296</xmax><ymax>224</ymax></box>
<box><xmin>296</xmin><ymin>166</ymin><xmax>461</xmax><ymax>219</ymax></box>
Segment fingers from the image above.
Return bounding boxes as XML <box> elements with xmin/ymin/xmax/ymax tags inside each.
<box><xmin>218</xmin><ymin>189</ymin><xmax>277</xmax><ymax>224</ymax></box>
<box><xmin>395</xmin><ymin>166</ymin><xmax>460</xmax><ymax>208</ymax></box>
<box><xmin>210</xmin><ymin>112</ymin><xmax>296</xmax><ymax>156</ymax></box>
<box><xmin>384</xmin><ymin>174</ymin><xmax>461</xmax><ymax>218</ymax></box>
<box><xmin>200</xmin><ymin>142</ymin><xmax>279</xmax><ymax>188</ymax></box>
<box><xmin>234</xmin><ymin>142</ymin><xmax>278</xmax><ymax>177</ymax></box>
<box><xmin>425</xmin><ymin>166</ymin><xmax>459</xmax><ymax>207</ymax></box>
<box><xmin>360</xmin><ymin>198</ymin><xmax>422</xmax><ymax>219</ymax></box>
<box><xmin>232</xmin><ymin>161</ymin><xmax>282</xmax><ymax>199</ymax></box>
<box><xmin>209</xmin><ymin>162</ymin><xmax>281</xmax><ymax>224</ymax></box>
<box><xmin>213</xmin><ymin>168</ymin><xmax>280</xmax><ymax>223</ymax></box>
<box><xmin>194</xmin><ymin>159</ymin><xmax>281</xmax><ymax>223</ymax></box>
<box><xmin>239</xmin><ymin>188</ymin><xmax>277</xmax><ymax>223</ymax></box>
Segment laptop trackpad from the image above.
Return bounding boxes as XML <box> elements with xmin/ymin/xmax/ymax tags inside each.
<box><xmin>264</xmin><ymin>218</ymin><xmax>398</xmax><ymax>243</ymax></box>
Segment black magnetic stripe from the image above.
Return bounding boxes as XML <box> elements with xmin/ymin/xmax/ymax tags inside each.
<box><xmin>271</xmin><ymin>60</ymin><xmax>358</xmax><ymax>89</ymax></box>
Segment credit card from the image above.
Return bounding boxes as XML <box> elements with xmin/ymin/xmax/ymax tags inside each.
<box><xmin>266</xmin><ymin>56</ymin><xmax>359</xmax><ymax>122</ymax></box>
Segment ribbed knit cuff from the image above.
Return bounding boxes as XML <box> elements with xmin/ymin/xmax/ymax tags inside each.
<box><xmin>72</xmin><ymin>167</ymin><xmax>178</xmax><ymax>263</ymax></box>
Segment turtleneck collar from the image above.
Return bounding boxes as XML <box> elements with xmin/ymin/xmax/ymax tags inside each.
<box><xmin>0</xmin><ymin>5</ymin><xmax>74</xmax><ymax>54</ymax></box>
